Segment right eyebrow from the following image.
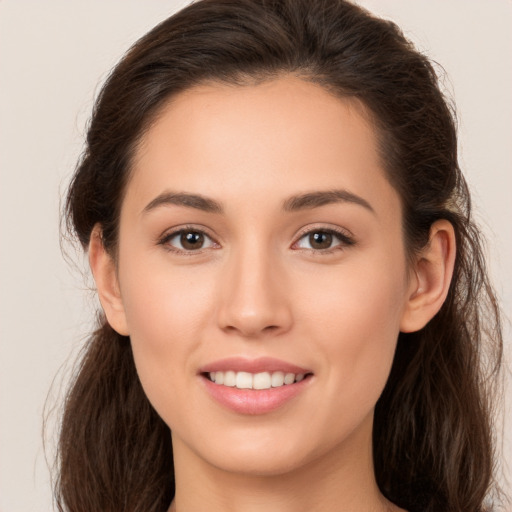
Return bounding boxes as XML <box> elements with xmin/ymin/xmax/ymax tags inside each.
<box><xmin>282</xmin><ymin>189</ymin><xmax>375</xmax><ymax>214</ymax></box>
<box><xmin>142</xmin><ymin>191</ymin><xmax>224</xmax><ymax>215</ymax></box>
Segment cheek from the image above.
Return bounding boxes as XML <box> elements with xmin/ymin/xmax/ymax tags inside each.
<box><xmin>297</xmin><ymin>251</ymin><xmax>408</xmax><ymax>410</ymax></box>
<box><xmin>119</xmin><ymin>243</ymin><xmax>216</xmax><ymax>341</ymax></box>
<box><xmin>299</xmin><ymin>247</ymin><xmax>407</xmax><ymax>335</ymax></box>
<box><xmin>117</xmin><ymin>256</ymin><xmax>217</xmax><ymax>413</ymax></box>
<box><xmin>122</xmin><ymin>275</ymin><xmax>197</xmax><ymax>348</ymax></box>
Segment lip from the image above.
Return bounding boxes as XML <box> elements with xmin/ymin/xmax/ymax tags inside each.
<box><xmin>199</xmin><ymin>356</ymin><xmax>311</xmax><ymax>375</ymax></box>
<box><xmin>199</xmin><ymin>357</ymin><xmax>313</xmax><ymax>415</ymax></box>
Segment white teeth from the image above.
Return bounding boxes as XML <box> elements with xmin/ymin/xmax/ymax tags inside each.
<box><xmin>235</xmin><ymin>371</ymin><xmax>253</xmax><ymax>389</ymax></box>
<box><xmin>284</xmin><ymin>373</ymin><xmax>295</xmax><ymax>385</ymax></box>
<box><xmin>271</xmin><ymin>371</ymin><xmax>284</xmax><ymax>387</ymax></box>
<box><xmin>223</xmin><ymin>371</ymin><xmax>236</xmax><ymax>387</ymax></box>
<box><xmin>253</xmin><ymin>372</ymin><xmax>271</xmax><ymax>390</ymax></box>
<box><xmin>208</xmin><ymin>370</ymin><xmax>307</xmax><ymax>389</ymax></box>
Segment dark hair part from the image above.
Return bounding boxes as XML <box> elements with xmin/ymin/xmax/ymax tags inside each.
<box><xmin>58</xmin><ymin>1</ymin><xmax>504</xmax><ymax>511</ymax></box>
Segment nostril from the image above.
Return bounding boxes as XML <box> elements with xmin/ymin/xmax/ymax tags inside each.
<box><xmin>222</xmin><ymin>322</ymin><xmax>284</xmax><ymax>338</ymax></box>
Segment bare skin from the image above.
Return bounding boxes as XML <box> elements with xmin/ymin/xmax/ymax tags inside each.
<box><xmin>89</xmin><ymin>76</ymin><xmax>455</xmax><ymax>512</ymax></box>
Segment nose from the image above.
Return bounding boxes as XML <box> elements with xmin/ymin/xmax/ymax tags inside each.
<box><xmin>216</xmin><ymin>244</ymin><xmax>293</xmax><ymax>339</ymax></box>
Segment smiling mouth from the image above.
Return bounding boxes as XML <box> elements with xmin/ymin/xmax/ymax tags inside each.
<box><xmin>204</xmin><ymin>371</ymin><xmax>312</xmax><ymax>390</ymax></box>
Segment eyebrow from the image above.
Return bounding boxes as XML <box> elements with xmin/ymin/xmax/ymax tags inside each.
<box><xmin>143</xmin><ymin>192</ymin><xmax>224</xmax><ymax>214</ymax></box>
<box><xmin>142</xmin><ymin>188</ymin><xmax>374</xmax><ymax>215</ymax></box>
<box><xmin>282</xmin><ymin>189</ymin><xmax>375</xmax><ymax>214</ymax></box>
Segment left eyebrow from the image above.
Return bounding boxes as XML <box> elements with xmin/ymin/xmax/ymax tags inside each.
<box><xmin>142</xmin><ymin>191</ymin><xmax>224</xmax><ymax>215</ymax></box>
<box><xmin>282</xmin><ymin>189</ymin><xmax>375</xmax><ymax>214</ymax></box>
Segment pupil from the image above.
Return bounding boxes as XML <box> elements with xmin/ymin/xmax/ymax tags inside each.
<box><xmin>309</xmin><ymin>231</ymin><xmax>332</xmax><ymax>249</ymax></box>
<box><xmin>310</xmin><ymin>232</ymin><xmax>332</xmax><ymax>249</ymax></box>
<box><xmin>181</xmin><ymin>231</ymin><xmax>204</xmax><ymax>250</ymax></box>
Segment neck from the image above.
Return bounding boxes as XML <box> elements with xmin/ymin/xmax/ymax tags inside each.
<box><xmin>168</xmin><ymin>414</ymin><xmax>403</xmax><ymax>512</ymax></box>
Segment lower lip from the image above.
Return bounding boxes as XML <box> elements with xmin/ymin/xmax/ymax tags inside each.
<box><xmin>201</xmin><ymin>375</ymin><xmax>311</xmax><ymax>415</ymax></box>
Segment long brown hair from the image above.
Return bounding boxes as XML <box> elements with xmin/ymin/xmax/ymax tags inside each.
<box><xmin>56</xmin><ymin>1</ymin><xmax>504</xmax><ymax>511</ymax></box>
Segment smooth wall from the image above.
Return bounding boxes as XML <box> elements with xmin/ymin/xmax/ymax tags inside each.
<box><xmin>0</xmin><ymin>1</ymin><xmax>510</xmax><ymax>511</ymax></box>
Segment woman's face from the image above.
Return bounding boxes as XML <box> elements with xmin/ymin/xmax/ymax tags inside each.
<box><xmin>114</xmin><ymin>76</ymin><xmax>414</xmax><ymax>476</ymax></box>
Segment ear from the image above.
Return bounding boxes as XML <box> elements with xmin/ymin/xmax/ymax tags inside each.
<box><xmin>88</xmin><ymin>224</ymin><xmax>130</xmax><ymax>336</ymax></box>
<box><xmin>400</xmin><ymin>219</ymin><xmax>456</xmax><ymax>333</ymax></box>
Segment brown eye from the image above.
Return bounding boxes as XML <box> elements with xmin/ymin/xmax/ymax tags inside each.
<box><xmin>308</xmin><ymin>231</ymin><xmax>333</xmax><ymax>249</ymax></box>
<box><xmin>181</xmin><ymin>231</ymin><xmax>205</xmax><ymax>250</ymax></box>
<box><xmin>162</xmin><ymin>229</ymin><xmax>217</xmax><ymax>252</ymax></box>
<box><xmin>294</xmin><ymin>228</ymin><xmax>354</xmax><ymax>252</ymax></box>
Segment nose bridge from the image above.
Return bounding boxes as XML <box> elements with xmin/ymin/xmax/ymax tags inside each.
<box><xmin>217</xmin><ymin>235</ymin><xmax>291</xmax><ymax>337</ymax></box>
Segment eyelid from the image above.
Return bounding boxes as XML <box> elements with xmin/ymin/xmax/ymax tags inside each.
<box><xmin>157</xmin><ymin>224</ymin><xmax>220</xmax><ymax>254</ymax></box>
<box><xmin>291</xmin><ymin>224</ymin><xmax>356</xmax><ymax>252</ymax></box>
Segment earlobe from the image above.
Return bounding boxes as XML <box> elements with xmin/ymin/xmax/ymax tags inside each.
<box><xmin>400</xmin><ymin>220</ymin><xmax>456</xmax><ymax>333</ymax></box>
<box><xmin>88</xmin><ymin>224</ymin><xmax>130</xmax><ymax>336</ymax></box>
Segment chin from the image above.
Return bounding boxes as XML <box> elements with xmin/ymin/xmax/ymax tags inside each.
<box><xmin>209</xmin><ymin>449</ymin><xmax>311</xmax><ymax>478</ymax></box>
<box><xmin>182</xmin><ymin>423</ymin><xmax>336</xmax><ymax>478</ymax></box>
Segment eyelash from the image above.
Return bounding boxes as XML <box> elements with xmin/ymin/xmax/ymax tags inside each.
<box><xmin>158</xmin><ymin>225</ymin><xmax>219</xmax><ymax>255</ymax></box>
<box><xmin>292</xmin><ymin>226</ymin><xmax>356</xmax><ymax>254</ymax></box>
<box><xmin>158</xmin><ymin>225</ymin><xmax>355</xmax><ymax>255</ymax></box>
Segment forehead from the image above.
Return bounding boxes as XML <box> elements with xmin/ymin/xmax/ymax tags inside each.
<box><xmin>126</xmin><ymin>76</ymin><xmax>398</xmax><ymax>218</ymax></box>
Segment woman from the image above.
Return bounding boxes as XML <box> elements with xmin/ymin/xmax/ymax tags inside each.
<box><xmin>56</xmin><ymin>0</ymin><xmax>505</xmax><ymax>511</ymax></box>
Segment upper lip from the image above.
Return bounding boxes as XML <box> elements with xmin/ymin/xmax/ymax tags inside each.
<box><xmin>199</xmin><ymin>356</ymin><xmax>311</xmax><ymax>375</ymax></box>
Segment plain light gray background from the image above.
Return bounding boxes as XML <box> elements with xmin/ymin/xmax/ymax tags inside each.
<box><xmin>0</xmin><ymin>1</ymin><xmax>511</xmax><ymax>511</ymax></box>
